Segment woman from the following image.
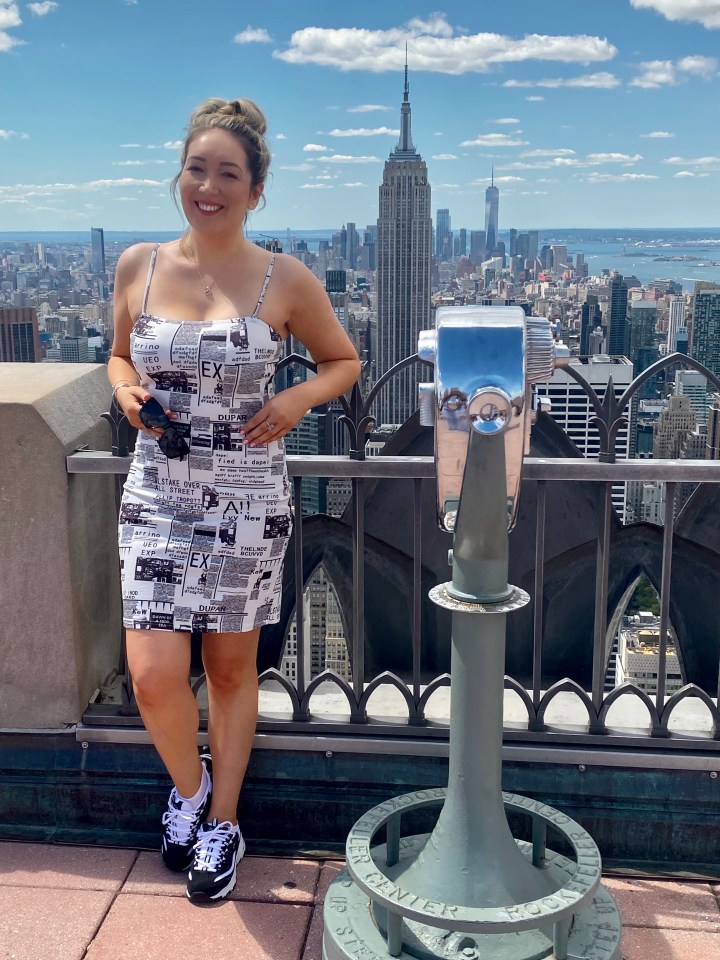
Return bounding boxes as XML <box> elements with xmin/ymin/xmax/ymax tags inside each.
<box><xmin>108</xmin><ymin>97</ymin><xmax>360</xmax><ymax>903</ymax></box>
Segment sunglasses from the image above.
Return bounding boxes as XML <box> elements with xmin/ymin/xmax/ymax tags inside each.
<box><xmin>139</xmin><ymin>396</ymin><xmax>190</xmax><ymax>461</ymax></box>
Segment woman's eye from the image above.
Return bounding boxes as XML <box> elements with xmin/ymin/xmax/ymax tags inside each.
<box><xmin>186</xmin><ymin>165</ymin><xmax>202</xmax><ymax>173</ymax></box>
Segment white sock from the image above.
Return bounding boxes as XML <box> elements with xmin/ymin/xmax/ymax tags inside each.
<box><xmin>176</xmin><ymin>763</ymin><xmax>210</xmax><ymax>810</ymax></box>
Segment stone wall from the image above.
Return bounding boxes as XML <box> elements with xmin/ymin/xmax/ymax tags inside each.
<box><xmin>0</xmin><ymin>363</ymin><xmax>121</xmax><ymax>727</ymax></box>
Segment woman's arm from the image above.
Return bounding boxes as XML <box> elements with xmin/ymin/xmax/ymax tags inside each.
<box><xmin>108</xmin><ymin>244</ymin><xmax>161</xmax><ymax>434</ymax></box>
<box><xmin>242</xmin><ymin>256</ymin><xmax>361</xmax><ymax>447</ymax></box>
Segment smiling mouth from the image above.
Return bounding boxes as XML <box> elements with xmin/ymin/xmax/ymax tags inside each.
<box><xmin>196</xmin><ymin>201</ymin><xmax>224</xmax><ymax>215</ymax></box>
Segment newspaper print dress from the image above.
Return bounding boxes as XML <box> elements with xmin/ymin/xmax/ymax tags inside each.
<box><xmin>119</xmin><ymin>247</ymin><xmax>292</xmax><ymax>634</ymax></box>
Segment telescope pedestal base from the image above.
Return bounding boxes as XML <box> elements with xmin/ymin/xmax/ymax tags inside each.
<box><xmin>322</xmin><ymin>790</ymin><xmax>621</xmax><ymax>960</ymax></box>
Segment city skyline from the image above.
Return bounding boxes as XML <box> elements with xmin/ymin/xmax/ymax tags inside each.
<box><xmin>1</xmin><ymin>1</ymin><xmax>720</xmax><ymax>231</ymax></box>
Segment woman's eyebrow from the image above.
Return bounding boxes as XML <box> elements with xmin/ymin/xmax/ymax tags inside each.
<box><xmin>187</xmin><ymin>154</ymin><xmax>242</xmax><ymax>169</ymax></box>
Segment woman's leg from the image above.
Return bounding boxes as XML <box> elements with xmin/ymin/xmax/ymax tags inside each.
<box><xmin>125</xmin><ymin>629</ymin><xmax>203</xmax><ymax>798</ymax></box>
<box><xmin>201</xmin><ymin>629</ymin><xmax>260</xmax><ymax>824</ymax></box>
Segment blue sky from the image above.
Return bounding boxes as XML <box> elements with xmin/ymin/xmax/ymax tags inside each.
<box><xmin>1</xmin><ymin>0</ymin><xmax>719</xmax><ymax>232</ymax></box>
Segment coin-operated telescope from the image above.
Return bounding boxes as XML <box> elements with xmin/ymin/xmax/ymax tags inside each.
<box><xmin>418</xmin><ymin>305</ymin><xmax>567</xmax><ymax>536</ymax></box>
<box><xmin>323</xmin><ymin>306</ymin><xmax>621</xmax><ymax>960</ymax></box>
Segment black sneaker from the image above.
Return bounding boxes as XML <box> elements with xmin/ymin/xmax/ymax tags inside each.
<box><xmin>186</xmin><ymin>818</ymin><xmax>245</xmax><ymax>902</ymax></box>
<box><xmin>160</xmin><ymin>754</ymin><xmax>212</xmax><ymax>872</ymax></box>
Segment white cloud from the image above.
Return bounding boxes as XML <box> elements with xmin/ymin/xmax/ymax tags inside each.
<box><xmin>586</xmin><ymin>152</ymin><xmax>643</xmax><ymax>163</ymax></box>
<box><xmin>233</xmin><ymin>26</ymin><xmax>272</xmax><ymax>44</ymax></box>
<box><xmin>273</xmin><ymin>17</ymin><xmax>617</xmax><ymax>75</ymax></box>
<box><xmin>314</xmin><ymin>154</ymin><xmax>380</xmax><ymax>163</ymax></box>
<box><xmin>275</xmin><ymin>133</ymin><xmax>286</xmax><ymax>140</ymax></box>
<box><xmin>583</xmin><ymin>172</ymin><xmax>658</xmax><ymax>182</ymax></box>
<box><xmin>662</xmin><ymin>155</ymin><xmax>720</xmax><ymax>169</ymax></box>
<box><xmin>27</xmin><ymin>2</ymin><xmax>57</xmax><ymax>15</ymax></box>
<box><xmin>505</xmin><ymin>72</ymin><xmax>620</xmax><ymax>88</ymax></box>
<box><xmin>631</xmin><ymin>59</ymin><xmax>676</xmax><ymax>87</ymax></box>
<box><xmin>279</xmin><ymin>162</ymin><xmax>313</xmax><ymax>171</ymax></box>
<box><xmin>525</xmin><ymin>95</ymin><xmax>545</xmax><ymax>101</ymax></box>
<box><xmin>502</xmin><ymin>152</ymin><xmax>643</xmax><ymax>171</ymax></box>
<box><xmin>492</xmin><ymin>117</ymin><xmax>520</xmax><ymax>124</ymax></box>
<box><xmin>520</xmin><ymin>190</ymin><xmax>549</xmax><ymax>195</ymax></box>
<box><xmin>120</xmin><ymin>142</ymin><xmax>142</xmax><ymax>148</ymax></box>
<box><xmin>521</xmin><ymin>148</ymin><xmax>576</xmax><ymax>157</ymax></box>
<box><xmin>631</xmin><ymin>55</ymin><xmax>718</xmax><ymax>87</ymax></box>
<box><xmin>0</xmin><ymin>1</ymin><xmax>23</xmax><ymax>52</ymax></box>
<box><xmin>432</xmin><ymin>153</ymin><xmax>458</xmax><ymax>160</ymax></box>
<box><xmin>146</xmin><ymin>140</ymin><xmax>183</xmax><ymax>151</ymax></box>
<box><xmin>86</xmin><ymin>178</ymin><xmax>166</xmax><ymax>189</ymax></box>
<box><xmin>629</xmin><ymin>1</ymin><xmax>720</xmax><ymax>29</ymax></box>
<box><xmin>303</xmin><ymin>143</ymin><xmax>327</xmax><ymax>152</ymax></box>
<box><xmin>114</xmin><ymin>159</ymin><xmax>167</xmax><ymax>166</ymax></box>
<box><xmin>0</xmin><ymin>128</ymin><xmax>29</xmax><ymax>139</ymax></box>
<box><xmin>678</xmin><ymin>54</ymin><xmax>718</xmax><ymax>77</ymax></box>
<box><xmin>674</xmin><ymin>170</ymin><xmax>696</xmax><ymax>177</ymax></box>
<box><xmin>640</xmin><ymin>130</ymin><xmax>675</xmax><ymax>138</ymax></box>
<box><xmin>460</xmin><ymin>133</ymin><xmax>529</xmax><ymax>147</ymax></box>
<box><xmin>327</xmin><ymin>126</ymin><xmax>398</xmax><ymax>136</ymax></box>
<box><xmin>300</xmin><ymin>183</ymin><xmax>333</xmax><ymax>189</ymax></box>
<box><xmin>347</xmin><ymin>104</ymin><xmax>392</xmax><ymax>112</ymax></box>
<box><xmin>342</xmin><ymin>182</ymin><xmax>366</xmax><ymax>187</ymax></box>
<box><xmin>471</xmin><ymin>175</ymin><xmax>526</xmax><ymax>184</ymax></box>
<box><xmin>0</xmin><ymin>177</ymin><xmax>166</xmax><ymax>202</ymax></box>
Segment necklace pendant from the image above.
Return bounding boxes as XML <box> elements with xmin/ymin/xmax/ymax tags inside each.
<box><xmin>204</xmin><ymin>285</ymin><xmax>212</xmax><ymax>297</ymax></box>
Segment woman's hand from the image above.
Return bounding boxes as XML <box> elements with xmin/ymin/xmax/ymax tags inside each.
<box><xmin>115</xmin><ymin>385</ymin><xmax>171</xmax><ymax>437</ymax></box>
<box><xmin>241</xmin><ymin>387</ymin><xmax>311</xmax><ymax>447</ymax></box>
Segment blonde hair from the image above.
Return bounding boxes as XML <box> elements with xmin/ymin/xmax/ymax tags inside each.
<box><xmin>171</xmin><ymin>97</ymin><xmax>271</xmax><ymax>210</ymax></box>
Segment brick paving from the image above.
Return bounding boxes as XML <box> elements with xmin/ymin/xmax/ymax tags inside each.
<box><xmin>0</xmin><ymin>841</ymin><xmax>718</xmax><ymax>959</ymax></box>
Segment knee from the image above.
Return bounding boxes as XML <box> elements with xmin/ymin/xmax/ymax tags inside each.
<box><xmin>203</xmin><ymin>655</ymin><xmax>258</xmax><ymax>696</ymax></box>
<box><xmin>131</xmin><ymin>662</ymin><xmax>187</xmax><ymax>708</ymax></box>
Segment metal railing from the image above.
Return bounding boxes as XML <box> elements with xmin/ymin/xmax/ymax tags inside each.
<box><xmin>67</xmin><ymin>351</ymin><xmax>720</xmax><ymax>763</ymax></box>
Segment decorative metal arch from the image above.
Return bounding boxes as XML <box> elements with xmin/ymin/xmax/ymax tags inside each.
<box><xmin>562</xmin><ymin>352</ymin><xmax>720</xmax><ymax>463</ymax></box>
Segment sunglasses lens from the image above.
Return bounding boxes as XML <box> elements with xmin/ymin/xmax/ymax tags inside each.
<box><xmin>158</xmin><ymin>428</ymin><xmax>189</xmax><ymax>461</ymax></box>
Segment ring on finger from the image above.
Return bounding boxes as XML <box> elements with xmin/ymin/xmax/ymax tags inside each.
<box><xmin>266</xmin><ymin>419</ymin><xmax>276</xmax><ymax>431</ymax></box>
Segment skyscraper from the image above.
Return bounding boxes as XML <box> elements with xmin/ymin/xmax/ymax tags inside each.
<box><xmin>435</xmin><ymin>208</ymin><xmax>451</xmax><ymax>260</ymax></box>
<box><xmin>0</xmin><ymin>307</ymin><xmax>40</xmax><ymax>362</ymax></box>
<box><xmin>483</xmin><ymin>171</ymin><xmax>499</xmax><ymax>261</ymax></box>
<box><xmin>691</xmin><ymin>281</ymin><xmax>720</xmax><ymax>378</ymax></box>
<box><xmin>90</xmin><ymin>227</ymin><xmax>105</xmax><ymax>274</ymax></box>
<box><xmin>667</xmin><ymin>295</ymin><xmax>686</xmax><ymax>354</ymax></box>
<box><xmin>469</xmin><ymin>230</ymin><xmax>486</xmax><ymax>264</ymax></box>
<box><xmin>580</xmin><ymin>295</ymin><xmax>600</xmax><ymax>356</ymax></box>
<box><xmin>375</xmin><ymin>61</ymin><xmax>432</xmax><ymax>428</ymax></box>
<box><xmin>607</xmin><ymin>273</ymin><xmax>629</xmax><ymax>357</ymax></box>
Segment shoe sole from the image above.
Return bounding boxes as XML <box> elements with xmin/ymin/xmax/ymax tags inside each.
<box><xmin>186</xmin><ymin>866</ymin><xmax>237</xmax><ymax>903</ymax></box>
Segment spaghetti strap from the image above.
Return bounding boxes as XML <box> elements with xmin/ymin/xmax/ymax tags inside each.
<box><xmin>140</xmin><ymin>244</ymin><xmax>160</xmax><ymax>315</ymax></box>
<box><xmin>251</xmin><ymin>255</ymin><xmax>276</xmax><ymax>317</ymax></box>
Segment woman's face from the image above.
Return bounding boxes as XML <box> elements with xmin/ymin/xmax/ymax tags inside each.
<box><xmin>178</xmin><ymin>127</ymin><xmax>263</xmax><ymax>236</ymax></box>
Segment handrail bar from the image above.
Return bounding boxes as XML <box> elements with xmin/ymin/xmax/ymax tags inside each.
<box><xmin>66</xmin><ymin>449</ymin><xmax>720</xmax><ymax>483</ymax></box>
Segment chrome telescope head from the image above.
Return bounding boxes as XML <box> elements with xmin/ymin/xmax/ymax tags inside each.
<box><xmin>418</xmin><ymin>305</ymin><xmax>569</xmax><ymax>532</ymax></box>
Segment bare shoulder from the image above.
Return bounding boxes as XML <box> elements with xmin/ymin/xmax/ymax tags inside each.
<box><xmin>115</xmin><ymin>241</ymin><xmax>157</xmax><ymax>282</ymax></box>
<box><xmin>273</xmin><ymin>251</ymin><xmax>323</xmax><ymax>289</ymax></box>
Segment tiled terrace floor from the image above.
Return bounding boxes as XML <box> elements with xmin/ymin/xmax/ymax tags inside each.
<box><xmin>0</xmin><ymin>841</ymin><xmax>719</xmax><ymax>959</ymax></box>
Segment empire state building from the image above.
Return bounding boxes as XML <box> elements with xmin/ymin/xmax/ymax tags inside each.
<box><xmin>375</xmin><ymin>63</ymin><xmax>432</xmax><ymax>428</ymax></box>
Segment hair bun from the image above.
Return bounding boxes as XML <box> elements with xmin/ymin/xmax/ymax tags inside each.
<box><xmin>227</xmin><ymin>99</ymin><xmax>267</xmax><ymax>137</ymax></box>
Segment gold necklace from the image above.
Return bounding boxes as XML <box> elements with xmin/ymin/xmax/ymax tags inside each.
<box><xmin>188</xmin><ymin>241</ymin><xmax>245</xmax><ymax>298</ymax></box>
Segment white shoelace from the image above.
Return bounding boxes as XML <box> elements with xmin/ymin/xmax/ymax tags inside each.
<box><xmin>193</xmin><ymin>820</ymin><xmax>237</xmax><ymax>872</ymax></box>
<box><xmin>161</xmin><ymin>790</ymin><xmax>205</xmax><ymax>844</ymax></box>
